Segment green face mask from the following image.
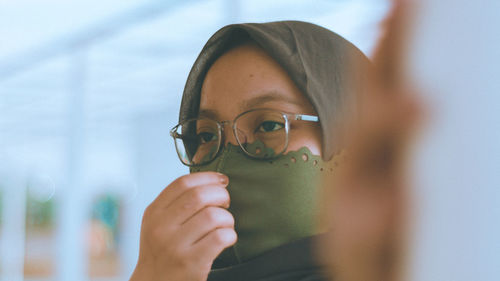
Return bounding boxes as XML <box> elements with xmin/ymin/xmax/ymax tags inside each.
<box><xmin>191</xmin><ymin>142</ymin><xmax>337</xmax><ymax>267</ymax></box>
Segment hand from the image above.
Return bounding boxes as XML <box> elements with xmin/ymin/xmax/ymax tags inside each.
<box><xmin>130</xmin><ymin>172</ymin><xmax>237</xmax><ymax>281</ymax></box>
<box><xmin>320</xmin><ymin>1</ymin><xmax>421</xmax><ymax>281</ymax></box>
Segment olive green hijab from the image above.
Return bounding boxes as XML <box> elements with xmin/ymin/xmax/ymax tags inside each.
<box><xmin>179</xmin><ymin>20</ymin><xmax>370</xmax><ymax>160</ymax></box>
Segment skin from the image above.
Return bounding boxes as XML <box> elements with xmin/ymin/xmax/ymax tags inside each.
<box><xmin>130</xmin><ymin>43</ymin><xmax>322</xmax><ymax>281</ymax></box>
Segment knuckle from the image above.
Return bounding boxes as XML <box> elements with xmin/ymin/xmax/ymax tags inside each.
<box><xmin>213</xmin><ymin>228</ymin><xmax>233</xmax><ymax>245</ymax></box>
<box><xmin>217</xmin><ymin>208</ymin><xmax>234</xmax><ymax>225</ymax></box>
<box><xmin>226</xmin><ymin>211</ymin><xmax>235</xmax><ymax>226</ymax></box>
<box><xmin>212</xmin><ymin>229</ymin><xmax>225</xmax><ymax>245</ymax></box>
<box><xmin>190</xmin><ymin>188</ymin><xmax>207</xmax><ymax>207</ymax></box>
<box><xmin>222</xmin><ymin>188</ymin><xmax>231</xmax><ymax>205</ymax></box>
<box><xmin>217</xmin><ymin>186</ymin><xmax>228</xmax><ymax>198</ymax></box>
<box><xmin>174</xmin><ymin>175</ymin><xmax>189</xmax><ymax>188</ymax></box>
<box><xmin>204</xmin><ymin>207</ymin><xmax>220</xmax><ymax>225</ymax></box>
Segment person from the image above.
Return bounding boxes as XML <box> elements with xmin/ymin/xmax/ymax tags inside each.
<box><xmin>129</xmin><ymin>21</ymin><xmax>370</xmax><ymax>281</ymax></box>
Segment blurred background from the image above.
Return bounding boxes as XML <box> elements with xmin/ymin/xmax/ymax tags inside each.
<box><xmin>0</xmin><ymin>1</ymin><xmax>391</xmax><ymax>280</ymax></box>
<box><xmin>1</xmin><ymin>0</ymin><xmax>499</xmax><ymax>281</ymax></box>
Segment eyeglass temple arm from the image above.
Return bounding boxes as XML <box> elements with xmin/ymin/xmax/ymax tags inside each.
<box><xmin>293</xmin><ymin>114</ymin><xmax>319</xmax><ymax>122</ymax></box>
<box><xmin>170</xmin><ymin>129</ymin><xmax>180</xmax><ymax>138</ymax></box>
<box><xmin>170</xmin><ymin>130</ymin><xmax>193</xmax><ymax>140</ymax></box>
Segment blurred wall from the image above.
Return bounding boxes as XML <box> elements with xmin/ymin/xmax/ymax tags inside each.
<box><xmin>408</xmin><ymin>1</ymin><xmax>500</xmax><ymax>280</ymax></box>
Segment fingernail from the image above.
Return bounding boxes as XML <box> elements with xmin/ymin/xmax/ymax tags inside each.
<box><xmin>220</xmin><ymin>175</ymin><xmax>228</xmax><ymax>185</ymax></box>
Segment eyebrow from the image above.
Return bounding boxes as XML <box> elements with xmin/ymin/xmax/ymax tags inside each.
<box><xmin>239</xmin><ymin>91</ymin><xmax>304</xmax><ymax>111</ymax></box>
<box><xmin>197</xmin><ymin>91</ymin><xmax>306</xmax><ymax>120</ymax></box>
<box><xmin>198</xmin><ymin>108</ymin><xmax>219</xmax><ymax>120</ymax></box>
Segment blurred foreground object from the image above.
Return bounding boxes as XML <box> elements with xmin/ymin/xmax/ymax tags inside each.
<box><xmin>322</xmin><ymin>0</ymin><xmax>500</xmax><ymax>280</ymax></box>
<box><xmin>320</xmin><ymin>1</ymin><xmax>420</xmax><ymax>281</ymax></box>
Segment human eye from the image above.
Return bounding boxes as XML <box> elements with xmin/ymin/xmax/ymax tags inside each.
<box><xmin>197</xmin><ymin>131</ymin><xmax>217</xmax><ymax>144</ymax></box>
<box><xmin>256</xmin><ymin>121</ymin><xmax>285</xmax><ymax>133</ymax></box>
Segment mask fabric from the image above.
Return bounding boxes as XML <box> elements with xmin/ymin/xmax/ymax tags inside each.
<box><xmin>190</xmin><ymin>143</ymin><xmax>339</xmax><ymax>267</ymax></box>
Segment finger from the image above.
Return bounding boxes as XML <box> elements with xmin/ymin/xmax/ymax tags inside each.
<box><xmin>152</xmin><ymin>172</ymin><xmax>228</xmax><ymax>209</ymax></box>
<box><xmin>164</xmin><ymin>184</ymin><xmax>231</xmax><ymax>226</ymax></box>
<box><xmin>176</xmin><ymin>206</ymin><xmax>234</xmax><ymax>246</ymax></box>
<box><xmin>191</xmin><ymin>227</ymin><xmax>237</xmax><ymax>262</ymax></box>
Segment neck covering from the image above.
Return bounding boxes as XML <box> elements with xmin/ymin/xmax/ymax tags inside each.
<box><xmin>179</xmin><ymin>20</ymin><xmax>370</xmax><ymax>160</ymax></box>
<box><xmin>207</xmin><ymin>234</ymin><xmax>329</xmax><ymax>281</ymax></box>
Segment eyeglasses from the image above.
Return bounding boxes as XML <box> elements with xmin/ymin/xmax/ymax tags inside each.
<box><xmin>170</xmin><ymin>108</ymin><xmax>319</xmax><ymax>166</ymax></box>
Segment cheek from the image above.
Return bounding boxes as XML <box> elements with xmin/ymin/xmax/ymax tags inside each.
<box><xmin>286</xmin><ymin>125</ymin><xmax>322</xmax><ymax>156</ymax></box>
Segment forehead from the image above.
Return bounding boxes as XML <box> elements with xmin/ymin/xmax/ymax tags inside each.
<box><xmin>199</xmin><ymin>43</ymin><xmax>315</xmax><ymax>120</ymax></box>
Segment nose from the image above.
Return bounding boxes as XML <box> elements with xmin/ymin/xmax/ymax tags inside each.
<box><xmin>223</xmin><ymin>121</ymin><xmax>254</xmax><ymax>146</ymax></box>
<box><xmin>221</xmin><ymin>121</ymin><xmax>240</xmax><ymax>146</ymax></box>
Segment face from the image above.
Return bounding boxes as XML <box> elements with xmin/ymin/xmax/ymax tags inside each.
<box><xmin>199</xmin><ymin>43</ymin><xmax>322</xmax><ymax>156</ymax></box>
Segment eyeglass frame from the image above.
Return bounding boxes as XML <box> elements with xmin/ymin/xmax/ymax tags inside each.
<box><xmin>170</xmin><ymin>108</ymin><xmax>320</xmax><ymax>166</ymax></box>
